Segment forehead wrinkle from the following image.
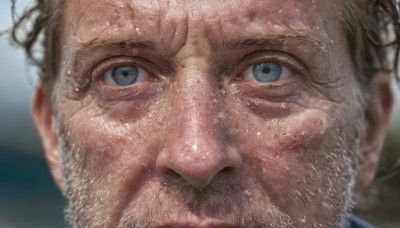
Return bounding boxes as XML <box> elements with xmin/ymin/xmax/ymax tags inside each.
<box><xmin>197</xmin><ymin>0</ymin><xmax>333</xmax><ymax>52</ymax></box>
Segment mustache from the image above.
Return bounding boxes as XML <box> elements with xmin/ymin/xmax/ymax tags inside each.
<box><xmin>119</xmin><ymin>175</ymin><xmax>297</xmax><ymax>228</ymax></box>
<box><xmin>159</xmin><ymin>174</ymin><xmax>243</xmax><ymax>217</ymax></box>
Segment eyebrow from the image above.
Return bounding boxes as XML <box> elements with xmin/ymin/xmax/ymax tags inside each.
<box><xmin>71</xmin><ymin>38</ymin><xmax>157</xmax><ymax>56</ymax></box>
<box><xmin>71</xmin><ymin>34</ymin><xmax>326</xmax><ymax>57</ymax></box>
<box><xmin>224</xmin><ymin>35</ymin><xmax>326</xmax><ymax>52</ymax></box>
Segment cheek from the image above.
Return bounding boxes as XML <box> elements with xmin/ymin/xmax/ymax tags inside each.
<box><xmin>233</xmin><ymin>107</ymin><xmax>345</xmax><ymax>182</ymax></box>
<box><xmin>61</xmin><ymin>104</ymin><xmax>151</xmax><ymax>174</ymax></box>
<box><xmin>236</xmin><ymin>108</ymin><xmax>334</xmax><ymax>158</ymax></box>
<box><xmin>66</xmin><ymin>117</ymin><xmax>127</xmax><ymax>170</ymax></box>
<box><xmin>234</xmin><ymin>107</ymin><xmax>352</xmax><ymax>213</ymax></box>
<box><xmin>63</xmin><ymin>114</ymin><xmax>164</xmax><ymax>195</ymax></box>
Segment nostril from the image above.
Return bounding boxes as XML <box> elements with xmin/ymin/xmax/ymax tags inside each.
<box><xmin>219</xmin><ymin>166</ymin><xmax>233</xmax><ymax>175</ymax></box>
<box><xmin>163</xmin><ymin>168</ymin><xmax>181</xmax><ymax>180</ymax></box>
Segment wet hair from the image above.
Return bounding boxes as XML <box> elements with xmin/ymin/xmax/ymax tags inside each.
<box><xmin>10</xmin><ymin>0</ymin><xmax>65</xmax><ymax>93</ymax></box>
<box><xmin>8</xmin><ymin>0</ymin><xmax>400</xmax><ymax>94</ymax></box>
<box><xmin>341</xmin><ymin>0</ymin><xmax>400</xmax><ymax>86</ymax></box>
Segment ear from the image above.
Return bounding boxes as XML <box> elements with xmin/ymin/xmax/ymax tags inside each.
<box><xmin>354</xmin><ymin>73</ymin><xmax>393</xmax><ymax>192</ymax></box>
<box><xmin>32</xmin><ymin>83</ymin><xmax>64</xmax><ymax>192</ymax></box>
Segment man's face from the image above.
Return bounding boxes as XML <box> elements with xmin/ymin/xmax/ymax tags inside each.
<box><xmin>42</xmin><ymin>0</ymin><xmax>369</xmax><ymax>227</ymax></box>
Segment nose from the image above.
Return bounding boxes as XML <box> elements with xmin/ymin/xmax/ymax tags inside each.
<box><xmin>156</xmin><ymin>69</ymin><xmax>241</xmax><ymax>189</ymax></box>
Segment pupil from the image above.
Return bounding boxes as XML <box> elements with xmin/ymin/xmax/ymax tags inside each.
<box><xmin>122</xmin><ymin>70</ymin><xmax>129</xmax><ymax>76</ymax></box>
<box><xmin>262</xmin><ymin>66</ymin><xmax>271</xmax><ymax>74</ymax></box>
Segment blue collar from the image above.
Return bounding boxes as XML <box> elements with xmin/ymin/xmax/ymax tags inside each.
<box><xmin>348</xmin><ymin>215</ymin><xmax>375</xmax><ymax>228</ymax></box>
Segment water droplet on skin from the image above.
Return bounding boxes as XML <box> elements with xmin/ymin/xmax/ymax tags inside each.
<box><xmin>74</xmin><ymin>87</ymin><xmax>80</xmax><ymax>92</ymax></box>
<box><xmin>256</xmin><ymin>132</ymin><xmax>262</xmax><ymax>139</ymax></box>
<box><xmin>280</xmin><ymin>102</ymin><xmax>287</xmax><ymax>108</ymax></box>
<box><xmin>191</xmin><ymin>144</ymin><xmax>198</xmax><ymax>152</ymax></box>
<box><xmin>218</xmin><ymin>112</ymin><xmax>224</xmax><ymax>118</ymax></box>
<box><xmin>244</xmin><ymin>190</ymin><xmax>252</xmax><ymax>197</ymax></box>
<box><xmin>106</xmin><ymin>21</ymin><xmax>111</xmax><ymax>26</ymax></box>
<box><xmin>135</xmin><ymin>27</ymin><xmax>142</xmax><ymax>35</ymax></box>
<box><xmin>67</xmin><ymin>70</ymin><xmax>71</xmax><ymax>75</ymax></box>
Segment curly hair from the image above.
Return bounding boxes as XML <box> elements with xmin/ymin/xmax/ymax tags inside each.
<box><xmin>10</xmin><ymin>0</ymin><xmax>65</xmax><ymax>93</ymax></box>
<box><xmin>8</xmin><ymin>0</ymin><xmax>400</xmax><ymax>95</ymax></box>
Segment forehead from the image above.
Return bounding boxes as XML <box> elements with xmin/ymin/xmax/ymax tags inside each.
<box><xmin>63</xmin><ymin>0</ymin><xmax>341</xmax><ymax>46</ymax></box>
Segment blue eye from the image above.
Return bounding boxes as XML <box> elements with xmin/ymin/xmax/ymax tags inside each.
<box><xmin>111</xmin><ymin>66</ymin><xmax>138</xmax><ymax>86</ymax></box>
<box><xmin>103</xmin><ymin>65</ymin><xmax>149</xmax><ymax>86</ymax></box>
<box><xmin>253</xmin><ymin>62</ymin><xmax>282</xmax><ymax>82</ymax></box>
<box><xmin>243</xmin><ymin>61</ymin><xmax>293</xmax><ymax>83</ymax></box>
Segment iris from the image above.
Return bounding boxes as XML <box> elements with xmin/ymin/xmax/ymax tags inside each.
<box><xmin>252</xmin><ymin>62</ymin><xmax>282</xmax><ymax>82</ymax></box>
<box><xmin>111</xmin><ymin>66</ymin><xmax>139</xmax><ymax>86</ymax></box>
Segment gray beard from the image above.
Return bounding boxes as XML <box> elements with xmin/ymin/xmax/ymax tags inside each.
<box><xmin>56</xmin><ymin>121</ymin><xmax>360</xmax><ymax>228</ymax></box>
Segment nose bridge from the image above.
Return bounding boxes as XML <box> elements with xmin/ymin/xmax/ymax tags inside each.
<box><xmin>157</xmin><ymin>61</ymin><xmax>230</xmax><ymax>188</ymax></box>
<box><xmin>175</xmin><ymin>63</ymin><xmax>217</xmax><ymax>141</ymax></box>
<box><xmin>172</xmin><ymin>55</ymin><xmax>219</xmax><ymax>140</ymax></box>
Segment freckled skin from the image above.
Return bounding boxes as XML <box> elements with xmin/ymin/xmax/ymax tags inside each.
<box><xmin>49</xmin><ymin>0</ymin><xmax>366</xmax><ymax>227</ymax></box>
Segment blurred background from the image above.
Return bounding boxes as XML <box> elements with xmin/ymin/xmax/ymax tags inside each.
<box><xmin>0</xmin><ymin>1</ymin><xmax>399</xmax><ymax>227</ymax></box>
<box><xmin>0</xmin><ymin>1</ymin><xmax>66</xmax><ymax>227</ymax></box>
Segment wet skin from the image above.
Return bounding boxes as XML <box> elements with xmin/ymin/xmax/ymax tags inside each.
<box><xmin>33</xmin><ymin>0</ymin><xmax>392</xmax><ymax>227</ymax></box>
